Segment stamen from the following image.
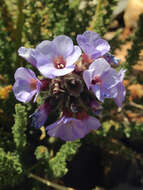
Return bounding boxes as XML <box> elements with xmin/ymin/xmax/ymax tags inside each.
<box><xmin>53</xmin><ymin>56</ymin><xmax>66</xmax><ymax>69</ymax></box>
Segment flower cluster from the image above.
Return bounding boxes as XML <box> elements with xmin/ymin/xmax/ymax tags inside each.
<box><xmin>13</xmin><ymin>31</ymin><xmax>126</xmax><ymax>141</ymax></box>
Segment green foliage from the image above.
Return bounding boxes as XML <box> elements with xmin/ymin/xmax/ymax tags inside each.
<box><xmin>94</xmin><ymin>0</ymin><xmax>119</xmax><ymax>36</ymax></box>
<box><xmin>0</xmin><ymin>148</ymin><xmax>23</xmax><ymax>188</ymax></box>
<box><xmin>12</xmin><ymin>104</ymin><xmax>27</xmax><ymax>150</ymax></box>
<box><xmin>34</xmin><ymin>141</ymin><xmax>81</xmax><ymax>180</ymax></box>
<box><xmin>24</xmin><ymin>0</ymin><xmax>48</xmax><ymax>46</ymax></box>
<box><xmin>0</xmin><ymin>0</ymin><xmax>17</xmax><ymax>81</ymax></box>
<box><xmin>0</xmin><ymin>16</ymin><xmax>15</xmax><ymax>81</ymax></box>
<box><xmin>15</xmin><ymin>0</ymin><xmax>25</xmax><ymax>56</ymax></box>
<box><xmin>35</xmin><ymin>145</ymin><xmax>50</xmax><ymax>161</ymax></box>
<box><xmin>45</xmin><ymin>0</ymin><xmax>95</xmax><ymax>39</ymax></box>
<box><xmin>23</xmin><ymin>0</ymin><xmax>96</xmax><ymax>44</ymax></box>
<box><xmin>49</xmin><ymin>140</ymin><xmax>81</xmax><ymax>178</ymax></box>
<box><xmin>125</xmin><ymin>14</ymin><xmax>143</xmax><ymax>73</ymax></box>
<box><xmin>0</xmin><ymin>0</ymin><xmax>143</xmax><ymax>189</ymax></box>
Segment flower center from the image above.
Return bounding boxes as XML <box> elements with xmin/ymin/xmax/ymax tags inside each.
<box><xmin>63</xmin><ymin>110</ymin><xmax>88</xmax><ymax>120</ymax></box>
<box><xmin>76</xmin><ymin>111</ymin><xmax>88</xmax><ymax>120</ymax></box>
<box><xmin>82</xmin><ymin>53</ymin><xmax>93</xmax><ymax>64</ymax></box>
<box><xmin>91</xmin><ymin>76</ymin><xmax>101</xmax><ymax>85</ymax></box>
<box><xmin>53</xmin><ymin>56</ymin><xmax>66</xmax><ymax>69</ymax></box>
<box><xmin>30</xmin><ymin>79</ymin><xmax>37</xmax><ymax>90</ymax></box>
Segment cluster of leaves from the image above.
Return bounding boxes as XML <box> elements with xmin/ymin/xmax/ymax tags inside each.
<box><xmin>92</xmin><ymin>0</ymin><xmax>119</xmax><ymax>36</ymax></box>
<box><xmin>0</xmin><ymin>103</ymin><xmax>81</xmax><ymax>189</ymax></box>
<box><xmin>0</xmin><ymin>12</ymin><xmax>15</xmax><ymax>81</ymax></box>
<box><xmin>23</xmin><ymin>0</ymin><xmax>96</xmax><ymax>44</ymax></box>
<box><xmin>0</xmin><ymin>148</ymin><xmax>23</xmax><ymax>188</ymax></box>
<box><xmin>125</xmin><ymin>14</ymin><xmax>143</xmax><ymax>73</ymax></box>
<box><xmin>0</xmin><ymin>0</ymin><xmax>143</xmax><ymax>189</ymax></box>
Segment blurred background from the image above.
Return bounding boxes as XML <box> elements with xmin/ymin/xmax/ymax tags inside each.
<box><xmin>0</xmin><ymin>0</ymin><xmax>143</xmax><ymax>189</ymax></box>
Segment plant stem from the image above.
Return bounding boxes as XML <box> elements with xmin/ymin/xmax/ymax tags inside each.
<box><xmin>15</xmin><ymin>0</ymin><xmax>24</xmax><ymax>49</ymax></box>
<box><xmin>15</xmin><ymin>0</ymin><xmax>25</xmax><ymax>66</ymax></box>
<box><xmin>28</xmin><ymin>173</ymin><xmax>75</xmax><ymax>190</ymax></box>
<box><xmin>130</xmin><ymin>101</ymin><xmax>143</xmax><ymax>110</ymax></box>
<box><xmin>95</xmin><ymin>0</ymin><xmax>103</xmax><ymax>17</ymax></box>
<box><xmin>94</xmin><ymin>0</ymin><xmax>105</xmax><ymax>35</ymax></box>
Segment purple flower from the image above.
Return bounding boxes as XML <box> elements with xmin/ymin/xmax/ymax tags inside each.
<box><xmin>18</xmin><ymin>47</ymin><xmax>37</xmax><ymax>67</ymax></box>
<box><xmin>83</xmin><ymin>58</ymin><xmax>120</xmax><ymax>102</ymax></box>
<box><xmin>13</xmin><ymin>67</ymin><xmax>41</xmax><ymax>103</ymax></box>
<box><xmin>46</xmin><ymin>114</ymin><xmax>100</xmax><ymax>141</ymax></box>
<box><xmin>114</xmin><ymin>69</ymin><xmax>126</xmax><ymax>107</ymax></box>
<box><xmin>103</xmin><ymin>53</ymin><xmax>120</xmax><ymax>66</ymax></box>
<box><xmin>76</xmin><ymin>31</ymin><xmax>110</xmax><ymax>61</ymax></box>
<box><xmin>19</xmin><ymin>35</ymin><xmax>81</xmax><ymax>79</ymax></box>
<box><xmin>31</xmin><ymin>103</ymin><xmax>50</xmax><ymax>128</ymax></box>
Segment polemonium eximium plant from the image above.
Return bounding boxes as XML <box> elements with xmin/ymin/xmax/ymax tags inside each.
<box><xmin>13</xmin><ymin>31</ymin><xmax>126</xmax><ymax>141</ymax></box>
